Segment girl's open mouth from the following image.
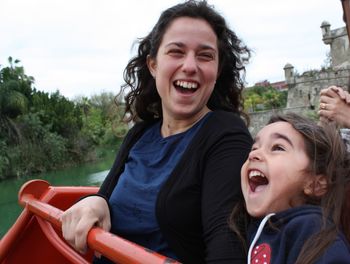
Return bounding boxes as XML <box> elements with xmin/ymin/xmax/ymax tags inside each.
<box><xmin>248</xmin><ymin>170</ymin><xmax>268</xmax><ymax>192</ymax></box>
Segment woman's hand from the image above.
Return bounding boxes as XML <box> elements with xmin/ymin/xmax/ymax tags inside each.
<box><xmin>61</xmin><ymin>196</ymin><xmax>111</xmax><ymax>254</ymax></box>
<box><xmin>319</xmin><ymin>86</ymin><xmax>350</xmax><ymax>128</ymax></box>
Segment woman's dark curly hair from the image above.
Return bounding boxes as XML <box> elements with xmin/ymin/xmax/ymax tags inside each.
<box><xmin>119</xmin><ymin>0</ymin><xmax>251</xmax><ymax>123</ymax></box>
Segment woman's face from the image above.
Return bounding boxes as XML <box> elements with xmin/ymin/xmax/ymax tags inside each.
<box><xmin>147</xmin><ymin>17</ymin><xmax>219</xmax><ymax>121</ymax></box>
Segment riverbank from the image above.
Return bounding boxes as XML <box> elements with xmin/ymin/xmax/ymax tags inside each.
<box><xmin>0</xmin><ymin>147</ymin><xmax>117</xmax><ymax>238</ymax></box>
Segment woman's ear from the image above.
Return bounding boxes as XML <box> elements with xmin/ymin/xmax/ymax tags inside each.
<box><xmin>146</xmin><ymin>55</ymin><xmax>156</xmax><ymax>79</ymax></box>
<box><xmin>304</xmin><ymin>175</ymin><xmax>328</xmax><ymax>197</ymax></box>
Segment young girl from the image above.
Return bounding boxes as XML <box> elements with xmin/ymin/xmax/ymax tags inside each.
<box><xmin>230</xmin><ymin>113</ymin><xmax>350</xmax><ymax>264</ymax></box>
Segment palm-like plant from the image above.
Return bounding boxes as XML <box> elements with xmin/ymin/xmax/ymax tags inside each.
<box><xmin>0</xmin><ymin>57</ymin><xmax>31</xmax><ymax>143</ymax></box>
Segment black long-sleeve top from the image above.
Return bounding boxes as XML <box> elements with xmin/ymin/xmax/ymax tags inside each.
<box><xmin>98</xmin><ymin>110</ymin><xmax>252</xmax><ymax>263</ymax></box>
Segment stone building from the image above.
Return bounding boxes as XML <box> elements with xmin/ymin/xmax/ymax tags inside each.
<box><xmin>248</xmin><ymin>21</ymin><xmax>350</xmax><ymax>135</ymax></box>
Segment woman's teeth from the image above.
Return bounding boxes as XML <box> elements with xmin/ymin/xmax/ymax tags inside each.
<box><xmin>175</xmin><ymin>80</ymin><xmax>198</xmax><ymax>89</ymax></box>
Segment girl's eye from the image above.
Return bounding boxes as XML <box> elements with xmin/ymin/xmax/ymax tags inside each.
<box><xmin>272</xmin><ymin>144</ymin><xmax>285</xmax><ymax>151</ymax></box>
<box><xmin>251</xmin><ymin>145</ymin><xmax>258</xmax><ymax>151</ymax></box>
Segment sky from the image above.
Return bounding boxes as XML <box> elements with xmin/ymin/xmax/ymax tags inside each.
<box><xmin>0</xmin><ymin>0</ymin><xmax>346</xmax><ymax>99</ymax></box>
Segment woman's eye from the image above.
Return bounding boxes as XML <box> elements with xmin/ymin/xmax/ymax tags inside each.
<box><xmin>168</xmin><ymin>49</ymin><xmax>183</xmax><ymax>55</ymax></box>
<box><xmin>198</xmin><ymin>53</ymin><xmax>214</xmax><ymax>60</ymax></box>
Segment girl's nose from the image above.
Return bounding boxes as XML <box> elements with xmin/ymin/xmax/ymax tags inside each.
<box><xmin>182</xmin><ymin>54</ymin><xmax>198</xmax><ymax>74</ymax></box>
<box><xmin>248</xmin><ymin>148</ymin><xmax>263</xmax><ymax>161</ymax></box>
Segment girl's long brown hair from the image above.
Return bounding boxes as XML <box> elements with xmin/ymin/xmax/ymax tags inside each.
<box><xmin>230</xmin><ymin>113</ymin><xmax>350</xmax><ymax>264</ymax></box>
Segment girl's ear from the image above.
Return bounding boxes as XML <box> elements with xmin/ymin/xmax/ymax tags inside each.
<box><xmin>304</xmin><ymin>175</ymin><xmax>328</xmax><ymax>197</ymax></box>
<box><xmin>146</xmin><ymin>55</ymin><xmax>156</xmax><ymax>79</ymax></box>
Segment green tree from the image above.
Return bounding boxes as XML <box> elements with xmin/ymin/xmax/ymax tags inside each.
<box><xmin>244</xmin><ymin>85</ymin><xmax>287</xmax><ymax>112</ymax></box>
<box><xmin>0</xmin><ymin>57</ymin><xmax>30</xmax><ymax>143</ymax></box>
<box><xmin>90</xmin><ymin>92</ymin><xmax>116</xmax><ymax>125</ymax></box>
<box><xmin>31</xmin><ymin>90</ymin><xmax>83</xmax><ymax>138</ymax></box>
<box><xmin>0</xmin><ymin>56</ymin><xmax>34</xmax><ymax>99</ymax></box>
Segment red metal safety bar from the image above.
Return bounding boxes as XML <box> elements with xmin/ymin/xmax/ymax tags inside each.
<box><xmin>0</xmin><ymin>180</ymin><xmax>181</xmax><ymax>264</ymax></box>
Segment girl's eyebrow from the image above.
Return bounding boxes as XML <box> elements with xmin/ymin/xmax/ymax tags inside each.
<box><xmin>271</xmin><ymin>132</ymin><xmax>294</xmax><ymax>147</ymax></box>
<box><xmin>254</xmin><ymin>133</ymin><xmax>294</xmax><ymax>147</ymax></box>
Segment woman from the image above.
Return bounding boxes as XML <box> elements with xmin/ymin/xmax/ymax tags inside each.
<box><xmin>61</xmin><ymin>1</ymin><xmax>252</xmax><ymax>263</ymax></box>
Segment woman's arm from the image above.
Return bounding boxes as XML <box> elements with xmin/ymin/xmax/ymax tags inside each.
<box><xmin>201</xmin><ymin>122</ymin><xmax>252</xmax><ymax>263</ymax></box>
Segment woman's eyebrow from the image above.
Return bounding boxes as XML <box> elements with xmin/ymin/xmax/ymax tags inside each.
<box><xmin>165</xmin><ymin>42</ymin><xmax>184</xmax><ymax>48</ymax></box>
<box><xmin>164</xmin><ymin>42</ymin><xmax>216</xmax><ymax>51</ymax></box>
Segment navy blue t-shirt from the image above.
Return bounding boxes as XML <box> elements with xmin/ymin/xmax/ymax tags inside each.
<box><xmin>107</xmin><ymin>114</ymin><xmax>210</xmax><ymax>260</ymax></box>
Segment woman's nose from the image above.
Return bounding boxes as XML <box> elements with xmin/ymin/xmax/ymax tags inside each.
<box><xmin>182</xmin><ymin>54</ymin><xmax>197</xmax><ymax>74</ymax></box>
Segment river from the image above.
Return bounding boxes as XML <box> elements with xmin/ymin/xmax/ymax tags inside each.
<box><xmin>0</xmin><ymin>148</ymin><xmax>117</xmax><ymax>238</ymax></box>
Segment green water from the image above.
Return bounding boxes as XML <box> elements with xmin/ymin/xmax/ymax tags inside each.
<box><xmin>0</xmin><ymin>149</ymin><xmax>117</xmax><ymax>238</ymax></box>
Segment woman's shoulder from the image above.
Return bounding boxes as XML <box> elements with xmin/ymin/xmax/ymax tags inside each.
<box><xmin>196</xmin><ymin>111</ymin><xmax>251</xmax><ymax>144</ymax></box>
<box><xmin>206</xmin><ymin>110</ymin><xmax>249</xmax><ymax>130</ymax></box>
<box><xmin>210</xmin><ymin>110</ymin><xmax>244</xmax><ymax>121</ymax></box>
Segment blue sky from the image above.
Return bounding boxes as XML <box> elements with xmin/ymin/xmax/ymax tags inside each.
<box><xmin>0</xmin><ymin>0</ymin><xmax>345</xmax><ymax>98</ymax></box>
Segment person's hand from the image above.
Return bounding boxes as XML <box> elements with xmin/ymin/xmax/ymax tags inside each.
<box><xmin>328</xmin><ymin>86</ymin><xmax>350</xmax><ymax>104</ymax></box>
<box><xmin>319</xmin><ymin>86</ymin><xmax>350</xmax><ymax>128</ymax></box>
<box><xmin>61</xmin><ymin>196</ymin><xmax>111</xmax><ymax>254</ymax></box>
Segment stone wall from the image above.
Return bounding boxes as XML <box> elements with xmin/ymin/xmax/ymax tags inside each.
<box><xmin>286</xmin><ymin>67</ymin><xmax>350</xmax><ymax>109</ymax></box>
<box><xmin>247</xmin><ymin>22</ymin><xmax>350</xmax><ymax>136</ymax></box>
<box><xmin>321</xmin><ymin>22</ymin><xmax>350</xmax><ymax>69</ymax></box>
<box><xmin>248</xmin><ymin>65</ymin><xmax>350</xmax><ymax>136</ymax></box>
<box><xmin>247</xmin><ymin>106</ymin><xmax>312</xmax><ymax>136</ymax></box>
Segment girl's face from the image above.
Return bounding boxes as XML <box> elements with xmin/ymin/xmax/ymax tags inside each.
<box><xmin>241</xmin><ymin>121</ymin><xmax>313</xmax><ymax>217</ymax></box>
<box><xmin>147</xmin><ymin>17</ymin><xmax>219</xmax><ymax>122</ymax></box>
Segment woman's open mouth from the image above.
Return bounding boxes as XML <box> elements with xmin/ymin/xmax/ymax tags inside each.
<box><xmin>174</xmin><ymin>80</ymin><xmax>199</xmax><ymax>94</ymax></box>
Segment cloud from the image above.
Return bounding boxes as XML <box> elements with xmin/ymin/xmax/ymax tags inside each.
<box><xmin>0</xmin><ymin>0</ymin><xmax>346</xmax><ymax>98</ymax></box>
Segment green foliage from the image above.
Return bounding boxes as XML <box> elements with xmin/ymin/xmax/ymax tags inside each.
<box><xmin>0</xmin><ymin>80</ymin><xmax>28</xmax><ymax>118</ymax></box>
<box><xmin>81</xmin><ymin>107</ymin><xmax>105</xmax><ymax>145</ymax></box>
<box><xmin>0</xmin><ymin>56</ymin><xmax>34</xmax><ymax>99</ymax></box>
<box><xmin>0</xmin><ymin>57</ymin><xmax>127</xmax><ymax>180</ymax></box>
<box><xmin>0</xmin><ymin>58</ymin><xmax>30</xmax><ymax>143</ymax></box>
<box><xmin>90</xmin><ymin>92</ymin><xmax>116</xmax><ymax>125</ymax></box>
<box><xmin>0</xmin><ymin>140</ymin><xmax>9</xmax><ymax>179</ymax></box>
<box><xmin>244</xmin><ymin>86</ymin><xmax>287</xmax><ymax>112</ymax></box>
<box><xmin>31</xmin><ymin>90</ymin><xmax>83</xmax><ymax>138</ymax></box>
<box><xmin>76</xmin><ymin>92</ymin><xmax>128</xmax><ymax>146</ymax></box>
<box><xmin>42</xmin><ymin>132</ymin><xmax>68</xmax><ymax>167</ymax></box>
<box><xmin>0</xmin><ymin>112</ymin><xmax>68</xmax><ymax>178</ymax></box>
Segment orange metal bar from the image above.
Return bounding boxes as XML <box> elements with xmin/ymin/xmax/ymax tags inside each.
<box><xmin>36</xmin><ymin>217</ymin><xmax>90</xmax><ymax>264</ymax></box>
<box><xmin>19</xmin><ymin>192</ymin><xmax>180</xmax><ymax>264</ymax></box>
<box><xmin>0</xmin><ymin>209</ymin><xmax>32</xmax><ymax>263</ymax></box>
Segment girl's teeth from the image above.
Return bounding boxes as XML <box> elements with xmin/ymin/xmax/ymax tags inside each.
<box><xmin>249</xmin><ymin>170</ymin><xmax>265</xmax><ymax>179</ymax></box>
